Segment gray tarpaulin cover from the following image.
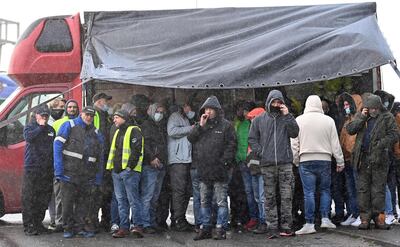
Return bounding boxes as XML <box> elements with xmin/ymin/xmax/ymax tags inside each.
<box><xmin>81</xmin><ymin>2</ymin><xmax>395</xmax><ymax>89</ymax></box>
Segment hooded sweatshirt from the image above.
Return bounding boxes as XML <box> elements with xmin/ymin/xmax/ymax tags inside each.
<box><xmin>187</xmin><ymin>95</ymin><xmax>236</xmax><ymax>183</ymax></box>
<box><xmin>248</xmin><ymin>90</ymin><xmax>299</xmax><ymax>166</ymax></box>
<box><xmin>291</xmin><ymin>95</ymin><xmax>344</xmax><ymax>166</ymax></box>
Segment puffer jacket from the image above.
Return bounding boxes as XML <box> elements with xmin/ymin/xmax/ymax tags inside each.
<box><xmin>188</xmin><ymin>96</ymin><xmax>237</xmax><ymax>183</ymax></box>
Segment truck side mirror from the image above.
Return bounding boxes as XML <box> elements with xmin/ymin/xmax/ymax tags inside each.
<box><xmin>0</xmin><ymin>126</ymin><xmax>7</xmax><ymax>146</ymax></box>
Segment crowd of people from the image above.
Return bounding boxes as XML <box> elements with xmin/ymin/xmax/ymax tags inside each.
<box><xmin>21</xmin><ymin>88</ymin><xmax>400</xmax><ymax>240</ymax></box>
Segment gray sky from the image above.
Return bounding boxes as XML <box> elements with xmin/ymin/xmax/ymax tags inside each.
<box><xmin>1</xmin><ymin>0</ymin><xmax>399</xmax><ymax>98</ymax></box>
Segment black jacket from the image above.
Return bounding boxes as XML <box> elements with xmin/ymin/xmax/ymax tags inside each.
<box><xmin>188</xmin><ymin>96</ymin><xmax>237</xmax><ymax>183</ymax></box>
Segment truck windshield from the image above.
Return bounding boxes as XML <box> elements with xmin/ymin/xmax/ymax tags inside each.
<box><xmin>0</xmin><ymin>87</ymin><xmax>21</xmax><ymax>112</ymax></box>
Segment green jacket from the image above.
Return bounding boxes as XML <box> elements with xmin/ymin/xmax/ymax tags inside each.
<box><xmin>234</xmin><ymin>118</ymin><xmax>251</xmax><ymax>162</ymax></box>
<box><xmin>346</xmin><ymin>110</ymin><xmax>398</xmax><ymax>169</ymax></box>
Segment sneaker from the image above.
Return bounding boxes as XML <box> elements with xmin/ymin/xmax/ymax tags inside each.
<box><xmin>63</xmin><ymin>231</ymin><xmax>74</xmax><ymax>238</ymax></box>
<box><xmin>385</xmin><ymin>214</ymin><xmax>396</xmax><ymax>225</ymax></box>
<box><xmin>331</xmin><ymin>214</ymin><xmax>344</xmax><ymax>225</ymax></box>
<box><xmin>112</xmin><ymin>229</ymin><xmax>129</xmax><ymax>238</ymax></box>
<box><xmin>24</xmin><ymin>225</ymin><xmax>39</xmax><ymax>236</ymax></box>
<box><xmin>253</xmin><ymin>223</ymin><xmax>268</xmax><ymax>234</ymax></box>
<box><xmin>213</xmin><ymin>227</ymin><xmax>226</xmax><ymax>240</ymax></box>
<box><xmin>174</xmin><ymin>219</ymin><xmax>194</xmax><ymax>232</ymax></box>
<box><xmin>130</xmin><ymin>226</ymin><xmax>144</xmax><ymax>238</ymax></box>
<box><xmin>341</xmin><ymin>214</ymin><xmax>357</xmax><ymax>226</ymax></box>
<box><xmin>295</xmin><ymin>223</ymin><xmax>316</xmax><ymax>235</ymax></box>
<box><xmin>320</xmin><ymin>218</ymin><xmax>336</xmax><ymax>229</ymax></box>
<box><xmin>279</xmin><ymin>229</ymin><xmax>295</xmax><ymax>237</ymax></box>
<box><xmin>48</xmin><ymin>222</ymin><xmax>56</xmax><ymax>230</ymax></box>
<box><xmin>110</xmin><ymin>224</ymin><xmax>119</xmax><ymax>234</ymax></box>
<box><xmin>36</xmin><ymin>224</ymin><xmax>52</xmax><ymax>234</ymax></box>
<box><xmin>351</xmin><ymin>216</ymin><xmax>361</xmax><ymax>227</ymax></box>
<box><xmin>193</xmin><ymin>228</ymin><xmax>212</xmax><ymax>241</ymax></box>
<box><xmin>235</xmin><ymin>222</ymin><xmax>244</xmax><ymax>233</ymax></box>
<box><xmin>77</xmin><ymin>230</ymin><xmax>95</xmax><ymax>238</ymax></box>
<box><xmin>244</xmin><ymin>219</ymin><xmax>258</xmax><ymax>231</ymax></box>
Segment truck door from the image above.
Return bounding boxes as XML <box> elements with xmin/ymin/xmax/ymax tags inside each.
<box><xmin>0</xmin><ymin>88</ymin><xmax>65</xmax><ymax>216</ymax></box>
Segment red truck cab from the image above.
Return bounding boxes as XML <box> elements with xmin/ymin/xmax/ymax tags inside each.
<box><xmin>0</xmin><ymin>14</ymin><xmax>82</xmax><ymax>216</ymax></box>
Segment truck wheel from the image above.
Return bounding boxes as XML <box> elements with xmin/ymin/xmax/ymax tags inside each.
<box><xmin>0</xmin><ymin>192</ymin><xmax>4</xmax><ymax>218</ymax></box>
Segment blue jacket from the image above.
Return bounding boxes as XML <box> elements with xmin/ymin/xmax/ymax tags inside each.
<box><xmin>54</xmin><ymin>116</ymin><xmax>104</xmax><ymax>185</ymax></box>
<box><xmin>23</xmin><ymin>121</ymin><xmax>55</xmax><ymax>170</ymax></box>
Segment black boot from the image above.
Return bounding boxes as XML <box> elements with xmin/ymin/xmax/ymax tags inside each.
<box><xmin>193</xmin><ymin>228</ymin><xmax>212</xmax><ymax>241</ymax></box>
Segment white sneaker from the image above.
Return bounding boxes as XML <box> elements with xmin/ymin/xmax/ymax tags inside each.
<box><xmin>110</xmin><ymin>224</ymin><xmax>119</xmax><ymax>233</ymax></box>
<box><xmin>320</xmin><ymin>218</ymin><xmax>336</xmax><ymax>228</ymax></box>
<box><xmin>351</xmin><ymin>216</ymin><xmax>361</xmax><ymax>227</ymax></box>
<box><xmin>341</xmin><ymin>214</ymin><xmax>356</xmax><ymax>226</ymax></box>
<box><xmin>385</xmin><ymin>214</ymin><xmax>396</xmax><ymax>225</ymax></box>
<box><xmin>295</xmin><ymin>223</ymin><xmax>316</xmax><ymax>235</ymax></box>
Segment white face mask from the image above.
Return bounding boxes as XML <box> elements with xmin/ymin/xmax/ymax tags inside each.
<box><xmin>186</xmin><ymin>111</ymin><xmax>195</xmax><ymax>119</ymax></box>
<box><xmin>344</xmin><ymin>107</ymin><xmax>351</xmax><ymax>115</ymax></box>
<box><xmin>102</xmin><ymin>104</ymin><xmax>110</xmax><ymax>112</ymax></box>
<box><xmin>154</xmin><ymin>112</ymin><xmax>163</xmax><ymax>122</ymax></box>
<box><xmin>384</xmin><ymin>101</ymin><xmax>389</xmax><ymax>108</ymax></box>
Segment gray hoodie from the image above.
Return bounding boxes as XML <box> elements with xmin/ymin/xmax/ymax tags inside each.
<box><xmin>248</xmin><ymin>90</ymin><xmax>299</xmax><ymax>166</ymax></box>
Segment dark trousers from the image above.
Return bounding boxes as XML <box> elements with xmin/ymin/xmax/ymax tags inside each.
<box><xmin>357</xmin><ymin>154</ymin><xmax>389</xmax><ymax>221</ymax></box>
<box><xmin>61</xmin><ymin>181</ymin><xmax>91</xmax><ymax>232</ymax></box>
<box><xmin>157</xmin><ymin>167</ymin><xmax>174</xmax><ymax>225</ymax></box>
<box><xmin>22</xmin><ymin>169</ymin><xmax>53</xmax><ymax>229</ymax></box>
<box><xmin>292</xmin><ymin>165</ymin><xmax>305</xmax><ymax>228</ymax></box>
<box><xmin>228</xmin><ymin>164</ymin><xmax>249</xmax><ymax>225</ymax></box>
<box><xmin>170</xmin><ymin>163</ymin><xmax>192</xmax><ymax>222</ymax></box>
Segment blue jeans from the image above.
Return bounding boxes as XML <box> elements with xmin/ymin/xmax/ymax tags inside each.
<box><xmin>344</xmin><ymin>163</ymin><xmax>359</xmax><ymax>217</ymax></box>
<box><xmin>385</xmin><ymin>185</ymin><xmax>393</xmax><ymax>215</ymax></box>
<box><xmin>140</xmin><ymin>165</ymin><xmax>162</xmax><ymax>228</ymax></box>
<box><xmin>239</xmin><ymin>162</ymin><xmax>258</xmax><ymax>220</ymax></box>
<box><xmin>299</xmin><ymin>161</ymin><xmax>331</xmax><ymax>223</ymax></box>
<box><xmin>252</xmin><ymin>174</ymin><xmax>265</xmax><ymax>223</ymax></box>
<box><xmin>112</xmin><ymin>169</ymin><xmax>141</xmax><ymax>230</ymax></box>
<box><xmin>190</xmin><ymin>168</ymin><xmax>201</xmax><ymax>227</ymax></box>
<box><xmin>150</xmin><ymin>166</ymin><xmax>166</xmax><ymax>226</ymax></box>
<box><xmin>200</xmin><ymin>181</ymin><xmax>229</xmax><ymax>229</ymax></box>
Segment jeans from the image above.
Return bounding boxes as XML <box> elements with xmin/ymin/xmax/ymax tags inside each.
<box><xmin>299</xmin><ymin>161</ymin><xmax>331</xmax><ymax>224</ymax></box>
<box><xmin>252</xmin><ymin>174</ymin><xmax>265</xmax><ymax>223</ymax></box>
<box><xmin>112</xmin><ymin>169</ymin><xmax>141</xmax><ymax>230</ymax></box>
<box><xmin>200</xmin><ymin>181</ymin><xmax>229</xmax><ymax>229</ymax></box>
<box><xmin>150</xmin><ymin>166</ymin><xmax>166</xmax><ymax>226</ymax></box>
<box><xmin>344</xmin><ymin>163</ymin><xmax>359</xmax><ymax>217</ymax></box>
<box><xmin>385</xmin><ymin>185</ymin><xmax>393</xmax><ymax>215</ymax></box>
<box><xmin>140</xmin><ymin>164</ymin><xmax>162</xmax><ymax>228</ymax></box>
<box><xmin>190</xmin><ymin>168</ymin><xmax>201</xmax><ymax>227</ymax></box>
<box><xmin>239</xmin><ymin>162</ymin><xmax>258</xmax><ymax>220</ymax></box>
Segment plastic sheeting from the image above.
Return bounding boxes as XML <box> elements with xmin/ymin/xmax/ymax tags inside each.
<box><xmin>81</xmin><ymin>2</ymin><xmax>395</xmax><ymax>89</ymax></box>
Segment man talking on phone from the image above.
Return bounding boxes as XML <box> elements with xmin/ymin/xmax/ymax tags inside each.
<box><xmin>346</xmin><ymin>93</ymin><xmax>398</xmax><ymax>230</ymax></box>
<box><xmin>248</xmin><ymin>89</ymin><xmax>299</xmax><ymax>237</ymax></box>
<box><xmin>188</xmin><ymin>95</ymin><xmax>236</xmax><ymax>241</ymax></box>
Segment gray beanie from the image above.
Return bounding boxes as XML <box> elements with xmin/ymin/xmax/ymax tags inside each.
<box><xmin>363</xmin><ymin>94</ymin><xmax>382</xmax><ymax>109</ymax></box>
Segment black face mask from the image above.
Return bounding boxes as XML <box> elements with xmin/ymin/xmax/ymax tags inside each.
<box><xmin>269</xmin><ymin>106</ymin><xmax>281</xmax><ymax>114</ymax></box>
<box><xmin>51</xmin><ymin>109</ymin><xmax>64</xmax><ymax>120</ymax></box>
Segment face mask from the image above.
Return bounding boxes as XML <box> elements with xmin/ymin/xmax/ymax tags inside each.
<box><xmin>50</xmin><ymin>109</ymin><xmax>64</xmax><ymax>120</ymax></box>
<box><xmin>186</xmin><ymin>111</ymin><xmax>195</xmax><ymax>119</ymax></box>
<box><xmin>270</xmin><ymin>106</ymin><xmax>281</xmax><ymax>114</ymax></box>
<box><xmin>369</xmin><ymin>111</ymin><xmax>378</xmax><ymax>118</ymax></box>
<box><xmin>154</xmin><ymin>112</ymin><xmax>163</xmax><ymax>122</ymax></box>
<box><xmin>384</xmin><ymin>101</ymin><xmax>389</xmax><ymax>108</ymax></box>
<box><xmin>344</xmin><ymin>108</ymin><xmax>351</xmax><ymax>115</ymax></box>
<box><xmin>102</xmin><ymin>104</ymin><xmax>110</xmax><ymax>112</ymax></box>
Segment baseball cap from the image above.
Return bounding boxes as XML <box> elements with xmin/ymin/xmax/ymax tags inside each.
<box><xmin>82</xmin><ymin>106</ymin><xmax>96</xmax><ymax>116</ymax></box>
<box><xmin>92</xmin><ymin>92</ymin><xmax>112</xmax><ymax>103</ymax></box>
<box><xmin>36</xmin><ymin>105</ymin><xmax>51</xmax><ymax>116</ymax></box>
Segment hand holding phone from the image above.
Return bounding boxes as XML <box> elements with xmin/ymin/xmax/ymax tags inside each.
<box><xmin>280</xmin><ymin>104</ymin><xmax>289</xmax><ymax>115</ymax></box>
<box><xmin>362</xmin><ymin>108</ymin><xmax>369</xmax><ymax>117</ymax></box>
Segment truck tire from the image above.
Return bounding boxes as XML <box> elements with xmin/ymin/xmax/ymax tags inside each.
<box><xmin>0</xmin><ymin>192</ymin><xmax>5</xmax><ymax>218</ymax></box>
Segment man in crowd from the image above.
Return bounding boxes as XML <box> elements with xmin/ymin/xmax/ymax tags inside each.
<box><xmin>167</xmin><ymin>103</ymin><xmax>195</xmax><ymax>231</ymax></box>
<box><xmin>248</xmin><ymin>89</ymin><xmax>299</xmax><ymax>237</ymax></box>
<box><xmin>292</xmin><ymin>95</ymin><xmax>345</xmax><ymax>235</ymax></box>
<box><xmin>22</xmin><ymin>105</ymin><xmax>55</xmax><ymax>235</ymax></box>
<box><xmin>106</xmin><ymin>110</ymin><xmax>143</xmax><ymax>238</ymax></box>
<box><xmin>346</xmin><ymin>94</ymin><xmax>398</xmax><ymax>230</ymax></box>
<box><xmin>54</xmin><ymin>106</ymin><xmax>104</xmax><ymax>238</ymax></box>
<box><xmin>189</xmin><ymin>95</ymin><xmax>237</xmax><ymax>241</ymax></box>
